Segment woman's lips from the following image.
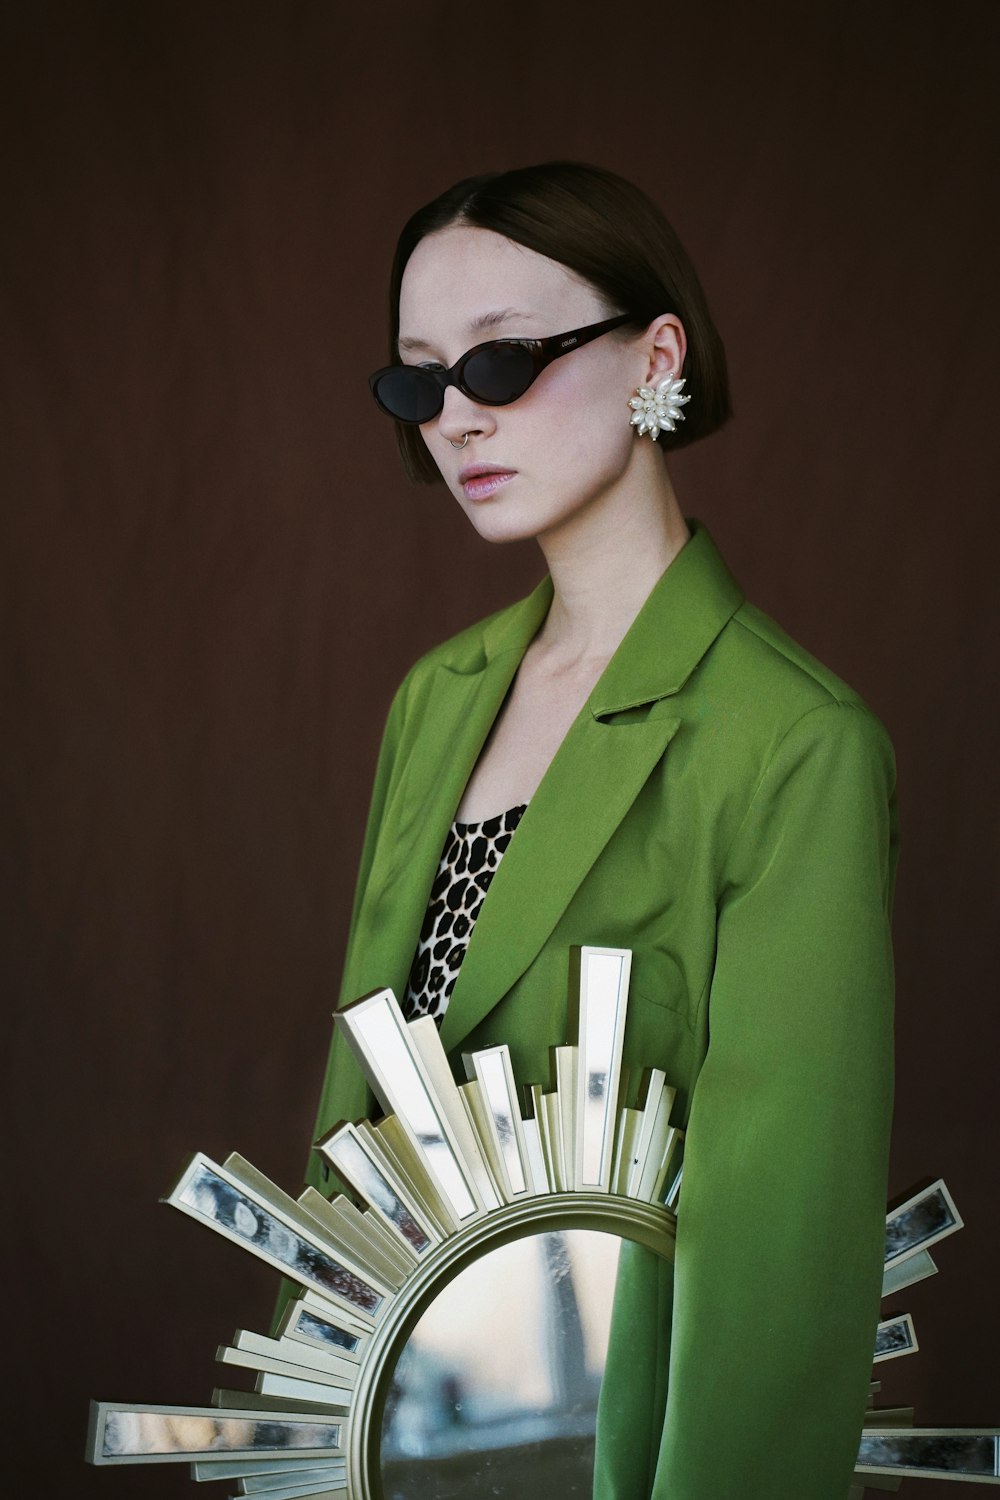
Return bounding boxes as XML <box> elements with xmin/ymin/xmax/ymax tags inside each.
<box><xmin>458</xmin><ymin>465</ymin><xmax>517</xmax><ymax>501</ymax></box>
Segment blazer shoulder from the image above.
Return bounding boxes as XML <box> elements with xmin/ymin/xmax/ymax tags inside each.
<box><xmin>687</xmin><ymin>600</ymin><xmax>895</xmax><ymax>797</ymax></box>
<box><xmin>726</xmin><ymin>601</ymin><xmax>888</xmax><ymax>727</ymax></box>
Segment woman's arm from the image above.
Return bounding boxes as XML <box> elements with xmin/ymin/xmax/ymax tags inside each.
<box><xmin>654</xmin><ymin>700</ymin><xmax>897</xmax><ymax>1498</ymax></box>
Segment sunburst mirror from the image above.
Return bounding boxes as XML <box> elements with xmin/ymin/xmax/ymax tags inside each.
<box><xmin>88</xmin><ymin>947</ymin><xmax>999</xmax><ymax>1496</ymax></box>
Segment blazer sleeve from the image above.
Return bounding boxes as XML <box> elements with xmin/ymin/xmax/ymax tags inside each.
<box><xmin>653</xmin><ymin>700</ymin><xmax>897</xmax><ymax>1498</ymax></box>
<box><xmin>304</xmin><ymin>664</ymin><xmax>417</xmax><ymax>1184</ymax></box>
<box><xmin>270</xmin><ymin>669</ymin><xmax>416</xmax><ymax>1332</ymax></box>
<box><xmin>343</xmin><ymin>669</ymin><xmax>415</xmax><ymax>965</ymax></box>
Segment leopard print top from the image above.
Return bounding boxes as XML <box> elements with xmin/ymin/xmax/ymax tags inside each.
<box><xmin>402</xmin><ymin>803</ymin><xmax>528</xmax><ymax>1024</ymax></box>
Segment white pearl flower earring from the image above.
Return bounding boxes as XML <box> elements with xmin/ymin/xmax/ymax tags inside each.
<box><xmin>628</xmin><ymin>374</ymin><xmax>690</xmax><ymax>440</ymax></box>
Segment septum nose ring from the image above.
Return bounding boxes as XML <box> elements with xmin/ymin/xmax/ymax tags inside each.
<box><xmin>449</xmin><ymin>434</ymin><xmax>469</xmax><ymax>449</ymax></box>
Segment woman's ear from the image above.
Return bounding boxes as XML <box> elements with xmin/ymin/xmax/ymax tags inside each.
<box><xmin>643</xmin><ymin>314</ymin><xmax>687</xmax><ymax>384</ymax></box>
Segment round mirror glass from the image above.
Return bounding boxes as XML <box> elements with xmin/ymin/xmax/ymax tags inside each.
<box><xmin>379</xmin><ymin>1228</ymin><xmax>622</xmax><ymax>1499</ymax></box>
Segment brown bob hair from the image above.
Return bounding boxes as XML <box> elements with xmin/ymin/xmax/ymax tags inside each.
<box><xmin>386</xmin><ymin>161</ymin><xmax>732</xmax><ymax>484</ymax></box>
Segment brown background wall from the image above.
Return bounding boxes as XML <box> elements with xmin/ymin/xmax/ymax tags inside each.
<box><xmin>2</xmin><ymin>2</ymin><xmax>997</xmax><ymax>1496</ymax></box>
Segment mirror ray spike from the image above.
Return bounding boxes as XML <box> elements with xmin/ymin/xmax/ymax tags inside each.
<box><xmin>88</xmin><ymin>944</ymin><xmax>1000</xmax><ymax>1491</ymax></box>
<box><xmin>211</xmin><ymin>1388</ymin><xmax>346</xmax><ymax>1415</ymax></box>
<box><xmin>235</xmin><ymin>1483</ymin><xmax>348</xmax><ymax>1497</ymax></box>
<box><xmin>236</xmin><ymin>1482</ymin><xmax>348</xmax><ymax>1500</ymax></box>
<box><xmin>233</xmin><ymin>1482</ymin><xmax>350</xmax><ymax>1494</ymax></box>
<box><xmin>314</xmin><ymin>1121</ymin><xmax>437</xmax><ymax>1259</ymax></box>
<box><xmin>230</xmin><ymin>1330</ymin><xmax>358</xmax><ymax>1383</ymax></box>
<box><xmin>191</xmin><ymin>1455</ymin><xmax>345</xmax><ymax>1479</ymax></box>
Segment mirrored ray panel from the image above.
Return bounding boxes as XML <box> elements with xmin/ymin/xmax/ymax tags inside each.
<box><xmin>170</xmin><ymin>1157</ymin><xmax>383</xmax><ymax>1315</ymax></box>
<box><xmin>380</xmin><ymin>1229</ymin><xmax>621</xmax><ymax>1500</ymax></box>
<box><xmin>242</xmin><ymin>1482</ymin><xmax>347</xmax><ymax>1494</ymax></box>
<box><xmin>527</xmin><ymin>1085</ymin><xmax>556</xmax><ymax>1192</ymax></box>
<box><xmin>241</xmin><ymin>1462</ymin><xmax>347</xmax><ymax>1489</ymax></box>
<box><xmin>210</xmin><ymin>1388</ymin><xmax>347</xmax><ymax>1415</ymax></box>
<box><xmin>369</xmin><ymin>1115</ymin><xmax>454</xmax><ymax>1238</ymax></box>
<box><xmin>610</xmin><ymin>1109</ymin><xmax>638</xmax><ymax>1196</ymax></box>
<box><xmin>254</xmin><ymin>1490</ymin><xmax>347</xmax><ymax>1500</ymax></box>
<box><xmin>280</xmin><ymin>1293</ymin><xmax>370</xmax><ymax>1359</ymax></box>
<box><xmin>884</xmin><ymin>1181</ymin><xmax>962</xmax><ymax>1268</ymax></box>
<box><xmin>574</xmin><ymin>948</ymin><xmax>631</xmax><ymax>1191</ymax></box>
<box><xmin>318</xmin><ymin>1124</ymin><xmax>433</xmax><ymax>1254</ymax></box>
<box><xmin>89</xmin><ymin>1404</ymin><xmax>342</xmax><ymax>1464</ymax></box>
<box><xmin>856</xmin><ymin>1429</ymin><xmax>1000</xmax><ymax>1480</ymax></box>
<box><xmin>232</xmin><ymin>1330</ymin><xmax>358</xmax><ymax>1383</ymax></box>
<box><xmin>554</xmin><ymin>1047</ymin><xmax>579</xmax><ymax>1190</ymax></box>
<box><xmin>296</xmin><ymin>1186</ymin><xmax>410</xmax><ymax>1288</ymax></box>
<box><xmin>216</xmin><ymin>1344</ymin><xmax>353</xmax><ymax>1399</ymax></box>
<box><xmin>257</xmin><ymin>1373</ymin><xmax>352</xmax><ymax>1407</ymax></box>
<box><xmin>521</xmin><ymin>1117</ymin><xmax>549</xmax><ymax>1194</ymax></box>
<box><xmin>626</xmin><ymin>1071</ymin><xmax>680</xmax><ymax>1203</ymax></box>
<box><xmin>337</xmin><ymin>990</ymin><xmax>477</xmax><ymax>1222</ymax></box>
<box><xmin>465</xmin><ymin>1046</ymin><xmax>530</xmax><ymax>1199</ymax></box>
<box><xmin>191</xmin><ymin>1455</ymin><xmax>345</xmax><ymax>1479</ymax></box>
<box><xmin>290</xmin><ymin>1308</ymin><xmax>362</xmax><ymax>1355</ymax></box>
<box><xmin>255</xmin><ymin>1489</ymin><xmax>346</xmax><ymax>1500</ymax></box>
<box><xmin>408</xmin><ymin>1016</ymin><xmax>500</xmax><ymax>1212</ymax></box>
<box><xmin>874</xmin><ymin>1314</ymin><xmax>918</xmax><ymax>1362</ymax></box>
<box><xmin>242</xmin><ymin>1478</ymin><xmax>347</xmax><ymax>1499</ymax></box>
<box><xmin>882</xmin><ymin>1247</ymin><xmax>936</xmax><ymax>1298</ymax></box>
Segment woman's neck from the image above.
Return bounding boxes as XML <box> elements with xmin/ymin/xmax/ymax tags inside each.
<box><xmin>533</xmin><ymin>468</ymin><xmax>690</xmax><ymax>668</ymax></box>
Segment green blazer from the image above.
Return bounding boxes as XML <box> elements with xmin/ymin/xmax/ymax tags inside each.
<box><xmin>306</xmin><ymin>522</ymin><xmax>897</xmax><ymax>1499</ymax></box>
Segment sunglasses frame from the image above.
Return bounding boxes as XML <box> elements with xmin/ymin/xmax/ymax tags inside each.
<box><xmin>369</xmin><ymin>313</ymin><xmax>633</xmax><ymax>425</ymax></box>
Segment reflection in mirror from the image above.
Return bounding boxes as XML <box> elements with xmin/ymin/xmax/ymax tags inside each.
<box><xmin>380</xmin><ymin>1229</ymin><xmax>621</xmax><ymax>1499</ymax></box>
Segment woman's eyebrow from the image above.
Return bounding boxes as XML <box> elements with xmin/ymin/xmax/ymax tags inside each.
<box><xmin>397</xmin><ymin>308</ymin><xmax>540</xmax><ymax>354</ymax></box>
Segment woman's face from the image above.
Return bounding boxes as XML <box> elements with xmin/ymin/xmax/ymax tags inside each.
<box><xmin>397</xmin><ymin>225</ymin><xmax>676</xmax><ymax>548</ymax></box>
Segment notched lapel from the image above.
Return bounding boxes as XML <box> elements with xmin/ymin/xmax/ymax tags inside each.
<box><xmin>439</xmin><ymin>706</ymin><xmax>681</xmax><ymax>1052</ymax></box>
<box><xmin>346</xmin><ymin>576</ymin><xmax>552</xmax><ymax>1006</ymax></box>
<box><xmin>357</xmin><ymin>652</ymin><xmax>524</xmax><ymax>999</ymax></box>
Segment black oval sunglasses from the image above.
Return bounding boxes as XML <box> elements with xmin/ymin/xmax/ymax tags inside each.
<box><xmin>369</xmin><ymin>313</ymin><xmax>632</xmax><ymax>425</ymax></box>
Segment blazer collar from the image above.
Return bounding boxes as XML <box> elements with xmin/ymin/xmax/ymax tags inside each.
<box><xmin>588</xmin><ymin>520</ymin><xmax>744</xmax><ymax>715</ymax></box>
<box><xmin>474</xmin><ymin>574</ymin><xmax>554</xmax><ymax>667</ymax></box>
<box><xmin>459</xmin><ymin>521</ymin><xmax>742</xmax><ymax>698</ymax></box>
<box><xmin>431</xmin><ymin>522</ymin><xmax>743</xmax><ymax>696</ymax></box>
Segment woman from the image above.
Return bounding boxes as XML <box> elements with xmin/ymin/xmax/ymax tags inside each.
<box><xmin>305</xmin><ymin>163</ymin><xmax>896</xmax><ymax>1499</ymax></box>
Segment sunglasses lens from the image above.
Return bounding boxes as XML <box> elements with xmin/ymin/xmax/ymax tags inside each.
<box><xmin>463</xmin><ymin>344</ymin><xmax>537</xmax><ymax>404</ymax></box>
<box><xmin>373</xmin><ymin>368</ymin><xmax>442</xmax><ymax>424</ymax></box>
<box><xmin>371</xmin><ymin>341</ymin><xmax>539</xmax><ymax>422</ymax></box>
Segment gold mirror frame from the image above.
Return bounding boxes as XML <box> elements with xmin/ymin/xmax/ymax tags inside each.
<box><xmin>88</xmin><ymin>947</ymin><xmax>1000</xmax><ymax>1494</ymax></box>
<box><xmin>349</xmin><ymin>1194</ymin><xmax>673</xmax><ymax>1500</ymax></box>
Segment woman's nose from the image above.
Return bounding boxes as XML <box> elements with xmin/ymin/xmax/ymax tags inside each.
<box><xmin>436</xmin><ymin>384</ymin><xmax>495</xmax><ymax>445</ymax></box>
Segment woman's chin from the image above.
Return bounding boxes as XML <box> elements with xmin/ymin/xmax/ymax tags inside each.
<box><xmin>455</xmin><ymin>494</ymin><xmax>551</xmax><ymax>546</ymax></box>
<box><xmin>463</xmin><ymin>513</ymin><xmax>545</xmax><ymax>546</ymax></box>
